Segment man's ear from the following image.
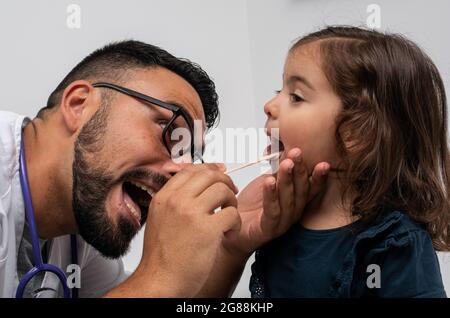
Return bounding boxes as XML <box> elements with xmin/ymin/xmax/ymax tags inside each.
<box><xmin>59</xmin><ymin>80</ymin><xmax>99</xmax><ymax>134</ymax></box>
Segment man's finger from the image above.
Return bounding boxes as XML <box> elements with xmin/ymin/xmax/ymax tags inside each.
<box><xmin>213</xmin><ymin>206</ymin><xmax>241</xmax><ymax>233</ymax></box>
<box><xmin>162</xmin><ymin>163</ymin><xmax>223</xmax><ymax>190</ymax></box>
<box><xmin>197</xmin><ymin>182</ymin><xmax>238</xmax><ymax>213</ymax></box>
<box><xmin>174</xmin><ymin>165</ymin><xmax>238</xmax><ymax>195</ymax></box>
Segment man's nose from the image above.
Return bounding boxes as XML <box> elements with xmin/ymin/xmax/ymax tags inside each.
<box><xmin>161</xmin><ymin>154</ymin><xmax>192</xmax><ymax>177</ymax></box>
<box><xmin>264</xmin><ymin>96</ymin><xmax>280</xmax><ymax>119</ymax></box>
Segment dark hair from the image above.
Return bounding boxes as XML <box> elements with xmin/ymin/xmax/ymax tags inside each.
<box><xmin>291</xmin><ymin>26</ymin><xmax>450</xmax><ymax>251</ymax></box>
<box><xmin>38</xmin><ymin>40</ymin><xmax>219</xmax><ymax>129</ymax></box>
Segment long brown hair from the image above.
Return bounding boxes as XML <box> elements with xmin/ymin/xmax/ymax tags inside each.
<box><xmin>291</xmin><ymin>26</ymin><xmax>450</xmax><ymax>251</ymax></box>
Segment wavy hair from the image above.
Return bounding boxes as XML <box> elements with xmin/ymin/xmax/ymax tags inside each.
<box><xmin>291</xmin><ymin>26</ymin><xmax>450</xmax><ymax>251</ymax></box>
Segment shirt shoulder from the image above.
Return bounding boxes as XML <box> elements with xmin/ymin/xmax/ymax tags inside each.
<box><xmin>353</xmin><ymin>210</ymin><xmax>428</xmax><ymax>253</ymax></box>
<box><xmin>333</xmin><ymin>210</ymin><xmax>446</xmax><ymax>297</ymax></box>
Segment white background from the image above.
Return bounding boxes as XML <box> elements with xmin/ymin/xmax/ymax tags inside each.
<box><xmin>1</xmin><ymin>0</ymin><xmax>449</xmax><ymax>297</ymax></box>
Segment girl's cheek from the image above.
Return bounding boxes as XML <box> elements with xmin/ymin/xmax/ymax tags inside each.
<box><xmin>280</xmin><ymin>116</ymin><xmax>310</xmax><ymax>146</ymax></box>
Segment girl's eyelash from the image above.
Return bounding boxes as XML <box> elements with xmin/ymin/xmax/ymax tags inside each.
<box><xmin>274</xmin><ymin>90</ymin><xmax>305</xmax><ymax>103</ymax></box>
<box><xmin>290</xmin><ymin>93</ymin><xmax>305</xmax><ymax>103</ymax></box>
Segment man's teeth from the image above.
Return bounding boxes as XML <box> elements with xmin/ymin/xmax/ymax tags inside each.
<box><xmin>125</xmin><ymin>201</ymin><xmax>140</xmax><ymax>220</ymax></box>
<box><xmin>130</xmin><ymin>181</ymin><xmax>155</xmax><ymax>198</ymax></box>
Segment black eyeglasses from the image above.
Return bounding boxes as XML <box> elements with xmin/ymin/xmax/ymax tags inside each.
<box><xmin>92</xmin><ymin>82</ymin><xmax>204</xmax><ymax>163</ymax></box>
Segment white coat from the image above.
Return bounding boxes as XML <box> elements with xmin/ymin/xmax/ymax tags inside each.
<box><xmin>0</xmin><ymin>111</ymin><xmax>127</xmax><ymax>297</ymax></box>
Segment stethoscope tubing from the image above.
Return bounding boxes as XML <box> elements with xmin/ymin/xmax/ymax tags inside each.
<box><xmin>16</xmin><ymin>134</ymin><xmax>74</xmax><ymax>298</ymax></box>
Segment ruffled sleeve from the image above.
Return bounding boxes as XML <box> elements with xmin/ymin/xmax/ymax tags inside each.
<box><xmin>363</xmin><ymin>228</ymin><xmax>446</xmax><ymax>297</ymax></box>
<box><xmin>333</xmin><ymin>211</ymin><xmax>447</xmax><ymax>298</ymax></box>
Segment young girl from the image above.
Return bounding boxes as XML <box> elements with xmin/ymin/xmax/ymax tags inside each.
<box><xmin>250</xmin><ymin>26</ymin><xmax>450</xmax><ymax>298</ymax></box>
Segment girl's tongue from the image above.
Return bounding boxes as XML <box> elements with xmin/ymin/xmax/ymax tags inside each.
<box><xmin>264</xmin><ymin>140</ymin><xmax>285</xmax><ymax>156</ymax></box>
<box><xmin>264</xmin><ymin>140</ymin><xmax>285</xmax><ymax>174</ymax></box>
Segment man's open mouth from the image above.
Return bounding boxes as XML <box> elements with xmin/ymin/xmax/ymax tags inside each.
<box><xmin>122</xmin><ymin>180</ymin><xmax>156</xmax><ymax>227</ymax></box>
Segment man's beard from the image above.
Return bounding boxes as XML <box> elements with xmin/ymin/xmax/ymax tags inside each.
<box><xmin>72</xmin><ymin>105</ymin><xmax>167</xmax><ymax>259</ymax></box>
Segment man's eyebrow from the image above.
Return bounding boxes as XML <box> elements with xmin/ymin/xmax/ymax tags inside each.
<box><xmin>166</xmin><ymin>100</ymin><xmax>186</xmax><ymax>110</ymax></box>
<box><xmin>287</xmin><ymin>75</ymin><xmax>316</xmax><ymax>91</ymax></box>
<box><xmin>166</xmin><ymin>100</ymin><xmax>199</xmax><ymax>121</ymax></box>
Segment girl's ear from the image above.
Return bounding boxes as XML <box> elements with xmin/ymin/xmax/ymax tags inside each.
<box><xmin>59</xmin><ymin>80</ymin><xmax>99</xmax><ymax>134</ymax></box>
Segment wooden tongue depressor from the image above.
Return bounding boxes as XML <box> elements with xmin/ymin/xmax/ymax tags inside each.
<box><xmin>225</xmin><ymin>152</ymin><xmax>281</xmax><ymax>175</ymax></box>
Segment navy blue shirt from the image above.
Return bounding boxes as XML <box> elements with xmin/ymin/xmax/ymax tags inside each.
<box><xmin>250</xmin><ymin>210</ymin><xmax>447</xmax><ymax>298</ymax></box>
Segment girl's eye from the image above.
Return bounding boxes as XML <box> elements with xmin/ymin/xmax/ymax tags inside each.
<box><xmin>274</xmin><ymin>89</ymin><xmax>282</xmax><ymax>95</ymax></box>
<box><xmin>290</xmin><ymin>93</ymin><xmax>305</xmax><ymax>103</ymax></box>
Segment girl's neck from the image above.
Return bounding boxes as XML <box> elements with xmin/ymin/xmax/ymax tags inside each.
<box><xmin>301</xmin><ymin>174</ymin><xmax>357</xmax><ymax>230</ymax></box>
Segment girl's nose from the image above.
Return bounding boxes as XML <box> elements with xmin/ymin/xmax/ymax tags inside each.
<box><xmin>264</xmin><ymin>96</ymin><xmax>280</xmax><ymax>119</ymax></box>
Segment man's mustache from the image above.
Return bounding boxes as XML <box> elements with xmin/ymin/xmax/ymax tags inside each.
<box><xmin>117</xmin><ymin>167</ymin><xmax>168</xmax><ymax>190</ymax></box>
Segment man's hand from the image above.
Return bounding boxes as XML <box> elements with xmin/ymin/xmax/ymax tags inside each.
<box><xmin>106</xmin><ymin>164</ymin><xmax>241</xmax><ymax>298</ymax></box>
<box><xmin>224</xmin><ymin>148</ymin><xmax>330</xmax><ymax>256</ymax></box>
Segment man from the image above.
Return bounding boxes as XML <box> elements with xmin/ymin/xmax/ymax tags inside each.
<box><xmin>0</xmin><ymin>40</ymin><xmax>328</xmax><ymax>297</ymax></box>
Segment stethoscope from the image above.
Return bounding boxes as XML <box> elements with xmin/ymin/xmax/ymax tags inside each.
<box><xmin>16</xmin><ymin>133</ymin><xmax>78</xmax><ymax>298</ymax></box>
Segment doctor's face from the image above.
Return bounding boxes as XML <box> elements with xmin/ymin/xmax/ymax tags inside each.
<box><xmin>72</xmin><ymin>68</ymin><xmax>205</xmax><ymax>258</ymax></box>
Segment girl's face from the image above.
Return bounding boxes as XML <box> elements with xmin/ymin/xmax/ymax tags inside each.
<box><xmin>264</xmin><ymin>43</ymin><xmax>343</xmax><ymax>173</ymax></box>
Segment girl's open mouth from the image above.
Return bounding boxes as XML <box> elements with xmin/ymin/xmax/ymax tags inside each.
<box><xmin>264</xmin><ymin>138</ymin><xmax>285</xmax><ymax>156</ymax></box>
<box><xmin>263</xmin><ymin>138</ymin><xmax>285</xmax><ymax>173</ymax></box>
